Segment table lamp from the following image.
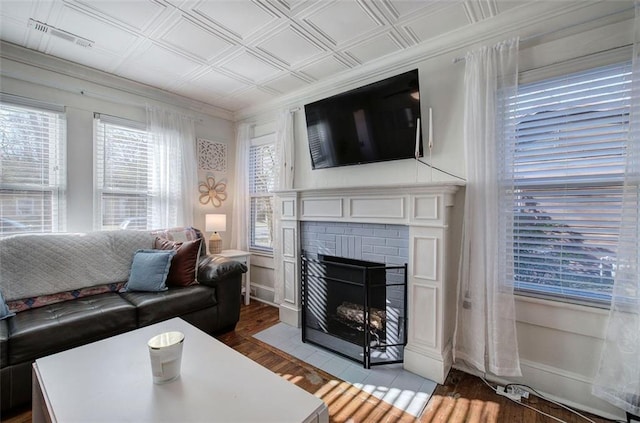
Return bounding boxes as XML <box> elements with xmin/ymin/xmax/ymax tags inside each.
<box><xmin>205</xmin><ymin>214</ymin><xmax>226</xmax><ymax>254</ymax></box>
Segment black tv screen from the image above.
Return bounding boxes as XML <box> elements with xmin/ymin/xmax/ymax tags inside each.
<box><xmin>304</xmin><ymin>69</ymin><xmax>422</xmax><ymax>169</ymax></box>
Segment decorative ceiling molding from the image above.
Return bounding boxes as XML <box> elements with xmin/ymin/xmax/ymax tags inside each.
<box><xmin>0</xmin><ymin>0</ymin><xmax>632</xmax><ymax>120</ymax></box>
<box><xmin>234</xmin><ymin>0</ymin><xmax>632</xmax><ymax>121</ymax></box>
<box><xmin>0</xmin><ymin>40</ymin><xmax>235</xmax><ymax>121</ymax></box>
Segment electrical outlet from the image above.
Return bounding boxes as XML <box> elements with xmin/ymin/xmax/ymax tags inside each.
<box><xmin>497</xmin><ymin>386</ymin><xmax>522</xmax><ymax>401</ymax></box>
<box><xmin>508</xmin><ymin>386</ymin><xmax>529</xmax><ymax>399</ymax></box>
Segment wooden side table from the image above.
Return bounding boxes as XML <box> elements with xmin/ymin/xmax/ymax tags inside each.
<box><xmin>214</xmin><ymin>249</ymin><xmax>251</xmax><ymax>305</ymax></box>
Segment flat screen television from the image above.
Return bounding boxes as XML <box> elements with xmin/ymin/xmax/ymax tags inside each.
<box><xmin>304</xmin><ymin>69</ymin><xmax>422</xmax><ymax>169</ymax></box>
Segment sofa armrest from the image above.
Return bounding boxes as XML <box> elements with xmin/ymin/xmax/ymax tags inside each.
<box><xmin>197</xmin><ymin>256</ymin><xmax>247</xmax><ymax>285</ymax></box>
<box><xmin>197</xmin><ymin>256</ymin><xmax>247</xmax><ymax>331</ymax></box>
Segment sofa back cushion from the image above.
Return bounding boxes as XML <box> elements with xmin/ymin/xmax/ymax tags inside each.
<box><xmin>0</xmin><ymin>230</ymin><xmax>154</xmax><ymax>303</ymax></box>
<box><xmin>151</xmin><ymin>227</ymin><xmax>206</xmax><ymax>258</ymax></box>
<box><xmin>154</xmin><ymin>237</ymin><xmax>201</xmax><ymax>287</ymax></box>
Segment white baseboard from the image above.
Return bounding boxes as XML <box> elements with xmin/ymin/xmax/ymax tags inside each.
<box><xmin>404</xmin><ymin>344</ymin><xmax>451</xmax><ymax>385</ymax></box>
<box><xmin>279</xmin><ymin>303</ymin><xmax>301</xmax><ymax>327</ymax></box>
<box><xmin>453</xmin><ymin>359</ymin><xmax>625</xmax><ymax>421</ymax></box>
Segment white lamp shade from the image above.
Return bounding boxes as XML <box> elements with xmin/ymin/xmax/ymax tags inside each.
<box><xmin>205</xmin><ymin>214</ymin><xmax>226</xmax><ymax>232</ymax></box>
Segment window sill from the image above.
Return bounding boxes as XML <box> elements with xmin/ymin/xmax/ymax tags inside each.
<box><xmin>249</xmin><ymin>249</ymin><xmax>273</xmax><ymax>258</ymax></box>
<box><xmin>515</xmin><ymin>294</ymin><xmax>608</xmax><ymax>338</ymax></box>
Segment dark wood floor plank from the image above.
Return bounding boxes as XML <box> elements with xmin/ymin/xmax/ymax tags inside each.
<box><xmin>2</xmin><ymin>301</ymin><xmax>618</xmax><ymax>423</ymax></box>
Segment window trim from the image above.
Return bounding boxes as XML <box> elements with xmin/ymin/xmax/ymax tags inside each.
<box><xmin>93</xmin><ymin>113</ymin><xmax>152</xmax><ymax>231</ymax></box>
<box><xmin>248</xmin><ymin>132</ymin><xmax>276</xmax><ymax>254</ymax></box>
<box><xmin>507</xmin><ymin>59</ymin><xmax>631</xmax><ymax>307</ymax></box>
<box><xmin>0</xmin><ymin>95</ymin><xmax>67</xmax><ymax>234</ymax></box>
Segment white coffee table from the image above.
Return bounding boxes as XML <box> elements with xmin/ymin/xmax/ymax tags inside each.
<box><xmin>32</xmin><ymin>318</ymin><xmax>328</xmax><ymax>423</ymax></box>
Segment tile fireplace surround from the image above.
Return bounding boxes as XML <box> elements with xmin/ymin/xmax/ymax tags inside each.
<box><xmin>274</xmin><ymin>183</ymin><xmax>464</xmax><ymax>384</ymax></box>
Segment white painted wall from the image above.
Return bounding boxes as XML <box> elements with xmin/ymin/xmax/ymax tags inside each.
<box><xmin>0</xmin><ymin>54</ymin><xmax>235</xmax><ymax>237</ymax></box>
<box><xmin>236</xmin><ymin>13</ymin><xmax>634</xmax><ymax>420</ymax></box>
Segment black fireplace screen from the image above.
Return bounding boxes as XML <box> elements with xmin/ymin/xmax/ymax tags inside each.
<box><xmin>301</xmin><ymin>251</ymin><xmax>407</xmax><ymax>368</ymax></box>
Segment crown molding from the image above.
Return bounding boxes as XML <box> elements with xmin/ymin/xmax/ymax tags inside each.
<box><xmin>234</xmin><ymin>0</ymin><xmax>632</xmax><ymax>122</ymax></box>
<box><xmin>0</xmin><ymin>40</ymin><xmax>234</xmax><ymax>121</ymax></box>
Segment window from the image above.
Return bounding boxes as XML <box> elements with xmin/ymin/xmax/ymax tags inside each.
<box><xmin>249</xmin><ymin>134</ymin><xmax>276</xmax><ymax>252</ymax></box>
<box><xmin>0</xmin><ymin>95</ymin><xmax>66</xmax><ymax>235</ymax></box>
<box><xmin>510</xmin><ymin>61</ymin><xmax>631</xmax><ymax>305</ymax></box>
<box><xmin>95</xmin><ymin>114</ymin><xmax>152</xmax><ymax>230</ymax></box>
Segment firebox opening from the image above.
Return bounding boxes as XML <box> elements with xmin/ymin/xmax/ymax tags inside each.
<box><xmin>301</xmin><ymin>251</ymin><xmax>407</xmax><ymax>368</ymax></box>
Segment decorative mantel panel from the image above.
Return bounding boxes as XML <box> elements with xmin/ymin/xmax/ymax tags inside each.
<box><xmin>274</xmin><ymin>183</ymin><xmax>463</xmax><ymax>384</ymax></box>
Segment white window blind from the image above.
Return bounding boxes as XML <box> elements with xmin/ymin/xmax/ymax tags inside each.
<box><xmin>249</xmin><ymin>134</ymin><xmax>276</xmax><ymax>252</ymax></box>
<box><xmin>95</xmin><ymin>114</ymin><xmax>152</xmax><ymax>230</ymax></box>
<box><xmin>0</xmin><ymin>96</ymin><xmax>66</xmax><ymax>235</ymax></box>
<box><xmin>510</xmin><ymin>61</ymin><xmax>631</xmax><ymax>305</ymax></box>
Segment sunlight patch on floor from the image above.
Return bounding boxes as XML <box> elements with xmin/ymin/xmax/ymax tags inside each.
<box><xmin>254</xmin><ymin>322</ymin><xmax>436</xmax><ymax>417</ymax></box>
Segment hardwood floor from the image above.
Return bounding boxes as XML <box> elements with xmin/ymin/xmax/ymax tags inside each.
<box><xmin>2</xmin><ymin>301</ymin><xmax>619</xmax><ymax>423</ymax></box>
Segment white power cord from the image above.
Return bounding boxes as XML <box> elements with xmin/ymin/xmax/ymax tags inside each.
<box><xmin>505</xmin><ymin>383</ymin><xmax>597</xmax><ymax>423</ymax></box>
<box><xmin>480</xmin><ymin>377</ymin><xmax>569</xmax><ymax>423</ymax></box>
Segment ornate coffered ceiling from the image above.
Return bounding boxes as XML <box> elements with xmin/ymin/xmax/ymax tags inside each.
<box><xmin>0</xmin><ymin>0</ymin><xmax>632</xmax><ymax>116</ymax></box>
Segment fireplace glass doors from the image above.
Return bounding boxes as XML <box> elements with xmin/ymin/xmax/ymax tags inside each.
<box><xmin>301</xmin><ymin>251</ymin><xmax>407</xmax><ymax>368</ymax></box>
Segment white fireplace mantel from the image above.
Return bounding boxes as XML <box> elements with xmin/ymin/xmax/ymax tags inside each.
<box><xmin>274</xmin><ymin>182</ymin><xmax>464</xmax><ymax>384</ymax></box>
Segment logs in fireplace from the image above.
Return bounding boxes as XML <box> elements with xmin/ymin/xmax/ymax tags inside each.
<box><xmin>301</xmin><ymin>251</ymin><xmax>407</xmax><ymax>368</ymax></box>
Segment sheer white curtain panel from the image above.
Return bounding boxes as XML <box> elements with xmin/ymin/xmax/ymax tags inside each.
<box><xmin>453</xmin><ymin>37</ymin><xmax>522</xmax><ymax>377</ymax></box>
<box><xmin>273</xmin><ymin>110</ymin><xmax>295</xmax><ymax>304</ymax></box>
<box><xmin>230</xmin><ymin>123</ymin><xmax>251</xmax><ymax>251</ymax></box>
<box><xmin>146</xmin><ymin>106</ymin><xmax>196</xmax><ymax>228</ymax></box>
<box><xmin>592</xmin><ymin>2</ymin><xmax>640</xmax><ymax>415</ymax></box>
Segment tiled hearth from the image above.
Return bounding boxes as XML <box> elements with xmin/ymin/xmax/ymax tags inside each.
<box><xmin>274</xmin><ymin>183</ymin><xmax>463</xmax><ymax>384</ymax></box>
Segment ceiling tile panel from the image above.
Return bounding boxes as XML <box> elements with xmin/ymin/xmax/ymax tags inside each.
<box><xmin>304</xmin><ymin>2</ymin><xmax>381</xmax><ymax>45</ymax></box>
<box><xmin>46</xmin><ymin>37</ymin><xmax>118</xmax><ymax>70</ymax></box>
<box><xmin>385</xmin><ymin>0</ymin><xmax>441</xmax><ymax>19</ymax></box>
<box><xmin>220</xmin><ymin>50</ymin><xmax>282</xmax><ymax>82</ymax></box>
<box><xmin>299</xmin><ymin>55</ymin><xmax>350</xmax><ymax>81</ymax></box>
<box><xmin>230</xmin><ymin>86</ymin><xmax>278</xmax><ymax>106</ymax></box>
<box><xmin>263</xmin><ymin>73</ymin><xmax>309</xmax><ymax>94</ymax></box>
<box><xmin>72</xmin><ymin>0</ymin><xmax>166</xmax><ymax>31</ymax></box>
<box><xmin>0</xmin><ymin>17</ymin><xmax>29</xmax><ymax>46</ymax></box>
<box><xmin>404</xmin><ymin>4</ymin><xmax>470</xmax><ymax>42</ymax></box>
<box><xmin>193</xmin><ymin>0</ymin><xmax>278</xmax><ymax>40</ymax></box>
<box><xmin>117</xmin><ymin>65</ymin><xmax>179</xmax><ymax>91</ymax></box>
<box><xmin>126</xmin><ymin>43</ymin><xmax>203</xmax><ymax>76</ymax></box>
<box><xmin>256</xmin><ymin>25</ymin><xmax>324</xmax><ymax>66</ymax></box>
<box><xmin>160</xmin><ymin>17</ymin><xmax>234</xmax><ymax>61</ymax></box>
<box><xmin>186</xmin><ymin>69</ymin><xmax>250</xmax><ymax>96</ymax></box>
<box><xmin>55</xmin><ymin>5</ymin><xmax>139</xmax><ymax>55</ymax></box>
<box><xmin>346</xmin><ymin>33</ymin><xmax>402</xmax><ymax>64</ymax></box>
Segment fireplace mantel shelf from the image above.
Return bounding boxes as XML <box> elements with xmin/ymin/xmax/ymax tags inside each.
<box><xmin>275</xmin><ymin>181</ymin><xmax>465</xmax><ymax>196</ymax></box>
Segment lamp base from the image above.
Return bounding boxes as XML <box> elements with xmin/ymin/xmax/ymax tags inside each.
<box><xmin>209</xmin><ymin>232</ymin><xmax>222</xmax><ymax>254</ymax></box>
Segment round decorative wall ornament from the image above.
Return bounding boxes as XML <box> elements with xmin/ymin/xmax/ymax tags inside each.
<box><xmin>199</xmin><ymin>175</ymin><xmax>227</xmax><ymax>207</ymax></box>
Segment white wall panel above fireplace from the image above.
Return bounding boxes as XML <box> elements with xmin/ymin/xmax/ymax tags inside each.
<box><xmin>301</xmin><ymin>198</ymin><xmax>343</xmax><ymax>218</ymax></box>
<box><xmin>349</xmin><ymin>196</ymin><xmax>405</xmax><ymax>220</ymax></box>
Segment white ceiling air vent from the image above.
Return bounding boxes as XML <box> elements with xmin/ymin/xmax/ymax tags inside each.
<box><xmin>28</xmin><ymin>18</ymin><xmax>94</xmax><ymax>48</ymax></box>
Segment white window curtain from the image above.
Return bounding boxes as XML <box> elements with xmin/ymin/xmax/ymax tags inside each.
<box><xmin>592</xmin><ymin>2</ymin><xmax>640</xmax><ymax>415</ymax></box>
<box><xmin>454</xmin><ymin>37</ymin><xmax>522</xmax><ymax>377</ymax></box>
<box><xmin>275</xmin><ymin>110</ymin><xmax>295</xmax><ymax>191</ymax></box>
<box><xmin>230</xmin><ymin>123</ymin><xmax>250</xmax><ymax>251</ymax></box>
<box><xmin>146</xmin><ymin>106</ymin><xmax>196</xmax><ymax>228</ymax></box>
<box><xmin>273</xmin><ymin>109</ymin><xmax>295</xmax><ymax>304</ymax></box>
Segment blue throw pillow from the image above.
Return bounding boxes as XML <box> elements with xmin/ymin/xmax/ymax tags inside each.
<box><xmin>121</xmin><ymin>249</ymin><xmax>176</xmax><ymax>292</ymax></box>
<box><xmin>0</xmin><ymin>290</ymin><xmax>15</xmax><ymax>320</ymax></box>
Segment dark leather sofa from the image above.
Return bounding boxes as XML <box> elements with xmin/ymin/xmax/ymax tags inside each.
<box><xmin>0</xmin><ymin>231</ymin><xmax>247</xmax><ymax>414</ymax></box>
